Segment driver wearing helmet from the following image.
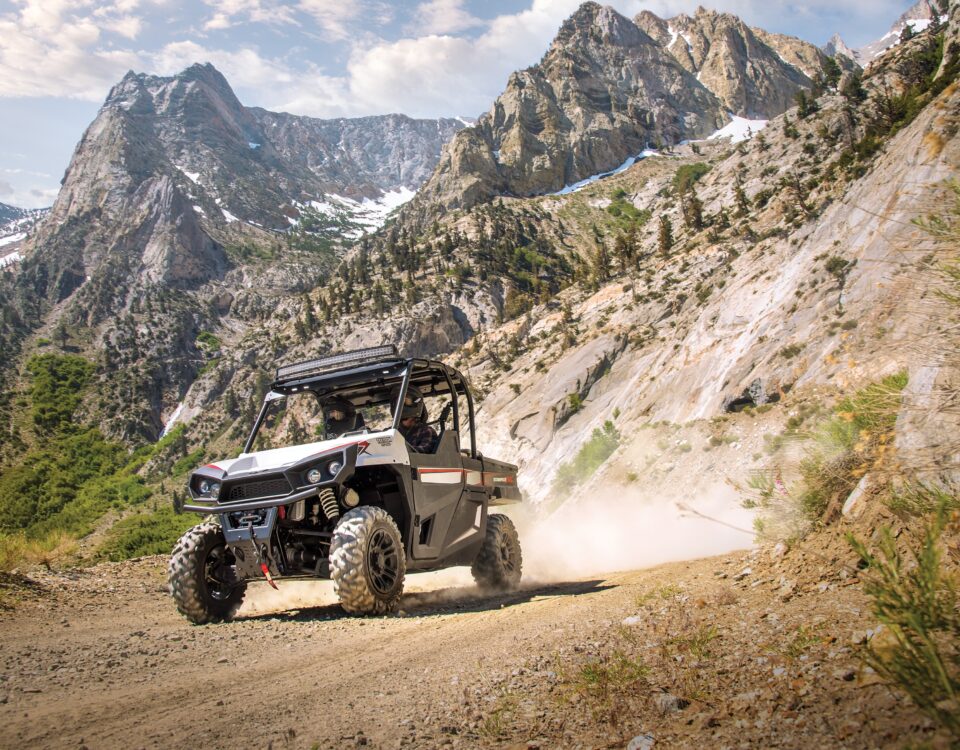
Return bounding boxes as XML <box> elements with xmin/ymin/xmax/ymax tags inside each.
<box><xmin>390</xmin><ymin>385</ymin><xmax>437</xmax><ymax>453</ymax></box>
<box><xmin>322</xmin><ymin>395</ymin><xmax>364</xmax><ymax>439</ymax></box>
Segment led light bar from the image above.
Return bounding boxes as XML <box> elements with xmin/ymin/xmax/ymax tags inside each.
<box><xmin>275</xmin><ymin>345</ymin><xmax>400</xmax><ymax>382</ymax></box>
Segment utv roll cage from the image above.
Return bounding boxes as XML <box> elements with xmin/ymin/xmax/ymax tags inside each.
<box><xmin>243</xmin><ymin>344</ymin><xmax>478</xmax><ymax>457</ymax></box>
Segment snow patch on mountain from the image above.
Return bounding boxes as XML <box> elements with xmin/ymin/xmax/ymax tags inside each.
<box><xmin>551</xmin><ymin>150</ymin><xmax>658</xmax><ymax>196</ymax></box>
<box><xmin>175</xmin><ymin>166</ymin><xmax>200</xmax><ymax>184</ymax></box>
<box><xmin>667</xmin><ymin>25</ymin><xmax>680</xmax><ymax>49</ymax></box>
<box><xmin>160</xmin><ymin>401</ymin><xmax>185</xmax><ymax>438</ymax></box>
<box><xmin>294</xmin><ymin>187</ymin><xmax>417</xmax><ymax>238</ymax></box>
<box><xmin>708</xmin><ymin>114</ymin><xmax>769</xmax><ymax>144</ymax></box>
<box><xmin>0</xmin><ymin>250</ymin><xmax>22</xmax><ymax>268</ymax></box>
<box><xmin>0</xmin><ymin>233</ymin><xmax>26</xmax><ymax>248</ymax></box>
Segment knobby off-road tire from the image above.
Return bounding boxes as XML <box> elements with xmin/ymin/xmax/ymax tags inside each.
<box><xmin>169</xmin><ymin>521</ymin><xmax>246</xmax><ymax>625</ymax></box>
<box><xmin>330</xmin><ymin>506</ymin><xmax>406</xmax><ymax>615</ymax></box>
<box><xmin>472</xmin><ymin>513</ymin><xmax>522</xmax><ymax>591</ymax></box>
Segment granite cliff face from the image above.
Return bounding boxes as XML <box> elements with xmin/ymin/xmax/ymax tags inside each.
<box><xmin>2</xmin><ymin>63</ymin><xmax>463</xmax><ymax>443</ymax></box>
<box><xmin>404</xmin><ymin>2</ymin><xmax>837</xmax><ymax>227</ymax></box>
<box><xmin>404</xmin><ymin>3</ymin><xmax>726</xmax><ymax>223</ymax></box>
<box><xmin>635</xmin><ymin>7</ymin><xmax>822</xmax><ymax>118</ymax></box>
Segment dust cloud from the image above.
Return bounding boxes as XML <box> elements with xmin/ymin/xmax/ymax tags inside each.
<box><xmin>239</xmin><ymin>480</ymin><xmax>755</xmax><ymax>617</ymax></box>
<box><xmin>239</xmin><ymin>563</ymin><xmax>479</xmax><ymax>617</ymax></box>
<box><xmin>514</xmin><ymin>481</ymin><xmax>756</xmax><ymax>584</ymax></box>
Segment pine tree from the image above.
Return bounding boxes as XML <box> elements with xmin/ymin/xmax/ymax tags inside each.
<box><xmin>681</xmin><ymin>188</ymin><xmax>704</xmax><ymax>231</ymax></box>
<box><xmin>658</xmin><ymin>215</ymin><xmax>673</xmax><ymax>255</ymax></box>
<box><xmin>372</xmin><ymin>282</ymin><xmax>387</xmax><ymax>315</ymax></box>
<box><xmin>735</xmin><ymin>176</ymin><xmax>750</xmax><ymax>216</ymax></box>
<box><xmin>841</xmin><ymin>71</ymin><xmax>868</xmax><ymax>103</ymax></box>
<box><xmin>794</xmin><ymin>89</ymin><xmax>817</xmax><ymax>119</ymax></box>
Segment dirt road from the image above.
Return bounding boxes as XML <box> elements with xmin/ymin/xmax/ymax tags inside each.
<box><xmin>0</xmin><ymin>542</ymin><xmax>935</xmax><ymax>750</ymax></box>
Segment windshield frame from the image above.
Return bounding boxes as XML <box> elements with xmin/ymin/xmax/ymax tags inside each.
<box><xmin>242</xmin><ymin>359</ymin><xmax>477</xmax><ymax>457</ymax></box>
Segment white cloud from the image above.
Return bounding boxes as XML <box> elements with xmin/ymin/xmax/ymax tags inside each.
<box><xmin>101</xmin><ymin>14</ymin><xmax>143</xmax><ymax>38</ymax></box>
<box><xmin>311</xmin><ymin>0</ymin><xmax>585</xmax><ymax>119</ymax></box>
<box><xmin>200</xmin><ymin>0</ymin><xmax>297</xmax><ymax>31</ymax></box>
<box><xmin>412</xmin><ymin>0</ymin><xmax>484</xmax><ymax>35</ymax></box>
<box><xmin>0</xmin><ymin>180</ymin><xmax>13</xmax><ymax>198</ymax></box>
<box><xmin>297</xmin><ymin>0</ymin><xmax>365</xmax><ymax>40</ymax></box>
<box><xmin>0</xmin><ymin>0</ymin><xmax>919</xmax><ymax>126</ymax></box>
<box><xmin>151</xmin><ymin>41</ymin><xmax>298</xmax><ymax>89</ymax></box>
<box><xmin>0</xmin><ymin>0</ymin><xmax>144</xmax><ymax>99</ymax></box>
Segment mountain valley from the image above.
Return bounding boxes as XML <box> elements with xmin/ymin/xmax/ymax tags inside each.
<box><xmin>0</xmin><ymin>1</ymin><xmax>959</xmax><ymax>747</ymax></box>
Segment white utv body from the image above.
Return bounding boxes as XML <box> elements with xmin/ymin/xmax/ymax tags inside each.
<box><xmin>168</xmin><ymin>345</ymin><xmax>523</xmax><ymax>623</ymax></box>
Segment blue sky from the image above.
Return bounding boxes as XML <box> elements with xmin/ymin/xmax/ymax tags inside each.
<box><xmin>0</xmin><ymin>0</ymin><xmax>915</xmax><ymax>208</ymax></box>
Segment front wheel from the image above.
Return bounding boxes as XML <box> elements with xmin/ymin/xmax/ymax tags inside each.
<box><xmin>168</xmin><ymin>522</ymin><xmax>246</xmax><ymax>624</ymax></box>
<box><xmin>472</xmin><ymin>513</ymin><xmax>522</xmax><ymax>591</ymax></box>
<box><xmin>330</xmin><ymin>506</ymin><xmax>406</xmax><ymax>615</ymax></box>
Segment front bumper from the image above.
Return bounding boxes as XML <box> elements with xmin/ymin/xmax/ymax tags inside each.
<box><xmin>182</xmin><ymin>484</ymin><xmax>327</xmax><ymax>514</ymax></box>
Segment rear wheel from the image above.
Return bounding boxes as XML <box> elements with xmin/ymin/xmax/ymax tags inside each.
<box><xmin>169</xmin><ymin>522</ymin><xmax>246</xmax><ymax>625</ymax></box>
<box><xmin>472</xmin><ymin>513</ymin><xmax>522</xmax><ymax>591</ymax></box>
<box><xmin>330</xmin><ymin>506</ymin><xmax>406</xmax><ymax>615</ymax></box>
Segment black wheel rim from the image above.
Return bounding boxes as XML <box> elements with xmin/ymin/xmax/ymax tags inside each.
<box><xmin>367</xmin><ymin>528</ymin><xmax>400</xmax><ymax>596</ymax></box>
<box><xmin>204</xmin><ymin>544</ymin><xmax>234</xmax><ymax>601</ymax></box>
<box><xmin>499</xmin><ymin>537</ymin><xmax>517</xmax><ymax>574</ymax></box>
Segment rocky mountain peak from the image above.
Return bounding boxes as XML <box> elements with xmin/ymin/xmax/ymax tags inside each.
<box><xmin>554</xmin><ymin>2</ymin><xmax>649</xmax><ymax>48</ymax></box>
<box><xmin>635</xmin><ymin>6</ymin><xmax>821</xmax><ymax>118</ymax></box>
<box><xmin>842</xmin><ymin>0</ymin><xmax>945</xmax><ymax>64</ymax></box>
<box><xmin>823</xmin><ymin>33</ymin><xmax>858</xmax><ymax>62</ymax></box>
<box><xmin>403</xmin><ymin>4</ymin><xmax>724</xmax><ymax>225</ymax></box>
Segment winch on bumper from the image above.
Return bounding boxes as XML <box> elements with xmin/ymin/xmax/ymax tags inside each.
<box><xmin>183</xmin><ymin>443</ymin><xmax>361</xmax><ymax>579</ymax></box>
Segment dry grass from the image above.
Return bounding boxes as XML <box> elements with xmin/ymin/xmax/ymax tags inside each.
<box><xmin>0</xmin><ymin>531</ymin><xmax>78</xmax><ymax>574</ymax></box>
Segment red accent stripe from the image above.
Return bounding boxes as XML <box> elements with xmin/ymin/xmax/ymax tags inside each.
<box><xmin>298</xmin><ymin>438</ymin><xmax>371</xmax><ymax>465</ymax></box>
<box><xmin>205</xmin><ymin>464</ymin><xmax>223</xmax><ymax>471</ymax></box>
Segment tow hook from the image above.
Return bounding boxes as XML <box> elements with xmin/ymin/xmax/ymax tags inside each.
<box><xmin>248</xmin><ymin>522</ymin><xmax>279</xmax><ymax>590</ymax></box>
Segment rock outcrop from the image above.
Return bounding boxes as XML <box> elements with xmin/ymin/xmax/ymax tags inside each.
<box><xmin>404</xmin><ymin>3</ymin><xmax>726</xmax><ymax>223</ymax></box>
<box><xmin>404</xmin><ymin>3</ymin><xmax>837</xmax><ymax>227</ymax></box>
<box><xmin>842</xmin><ymin>0</ymin><xmax>944</xmax><ymax>64</ymax></box>
<box><xmin>3</xmin><ymin>63</ymin><xmax>465</xmax><ymax>442</ymax></box>
<box><xmin>635</xmin><ymin>7</ymin><xmax>821</xmax><ymax>118</ymax></box>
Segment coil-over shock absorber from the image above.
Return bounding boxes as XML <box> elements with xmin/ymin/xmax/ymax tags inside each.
<box><xmin>318</xmin><ymin>488</ymin><xmax>340</xmax><ymax>521</ymax></box>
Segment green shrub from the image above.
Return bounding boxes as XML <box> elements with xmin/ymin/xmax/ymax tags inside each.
<box><xmin>606</xmin><ymin>197</ymin><xmax>651</xmax><ymax>230</ymax></box>
<box><xmin>172</xmin><ymin>447</ymin><xmax>206</xmax><ymax>476</ymax></box>
<box><xmin>0</xmin><ymin>427</ymin><xmax>128</xmax><ymax>533</ymax></box>
<box><xmin>742</xmin><ymin>373</ymin><xmax>908</xmax><ymax>536</ymax></box>
<box><xmin>672</xmin><ymin>163</ymin><xmax>710</xmax><ymax>194</ymax></box>
<box><xmin>887</xmin><ymin>482</ymin><xmax>960</xmax><ymax>517</ymax></box>
<box><xmin>849</xmin><ymin>504</ymin><xmax>960</xmax><ymax>740</ymax></box>
<box><xmin>25</xmin><ymin>354</ymin><xmax>93</xmax><ymax>433</ymax></box>
<box><xmin>797</xmin><ymin>372</ymin><xmax>907</xmax><ymax>519</ymax></box>
<box><xmin>98</xmin><ymin>505</ymin><xmax>196</xmax><ymax>561</ymax></box>
<box><xmin>196</xmin><ymin>331</ymin><xmax>220</xmax><ymax>350</ymax></box>
<box><xmin>553</xmin><ymin>420</ymin><xmax>620</xmax><ymax>496</ymax></box>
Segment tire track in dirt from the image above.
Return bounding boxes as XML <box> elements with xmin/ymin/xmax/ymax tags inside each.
<box><xmin>0</xmin><ymin>559</ymin><xmax>623</xmax><ymax>749</ymax></box>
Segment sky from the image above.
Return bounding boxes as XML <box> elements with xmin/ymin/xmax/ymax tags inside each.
<box><xmin>0</xmin><ymin>0</ymin><xmax>916</xmax><ymax>209</ymax></box>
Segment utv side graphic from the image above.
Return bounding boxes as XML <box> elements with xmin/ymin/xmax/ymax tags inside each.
<box><xmin>169</xmin><ymin>345</ymin><xmax>523</xmax><ymax>623</ymax></box>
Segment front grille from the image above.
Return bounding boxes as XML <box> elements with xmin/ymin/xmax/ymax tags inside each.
<box><xmin>225</xmin><ymin>476</ymin><xmax>292</xmax><ymax>503</ymax></box>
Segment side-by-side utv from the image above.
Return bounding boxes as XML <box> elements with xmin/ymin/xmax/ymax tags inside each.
<box><xmin>168</xmin><ymin>345</ymin><xmax>523</xmax><ymax>623</ymax></box>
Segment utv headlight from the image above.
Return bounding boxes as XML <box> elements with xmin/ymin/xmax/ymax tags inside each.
<box><xmin>198</xmin><ymin>479</ymin><xmax>221</xmax><ymax>498</ymax></box>
<box><xmin>327</xmin><ymin>460</ymin><xmax>343</xmax><ymax>477</ymax></box>
<box><xmin>306</xmin><ymin>468</ymin><xmax>322</xmax><ymax>484</ymax></box>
